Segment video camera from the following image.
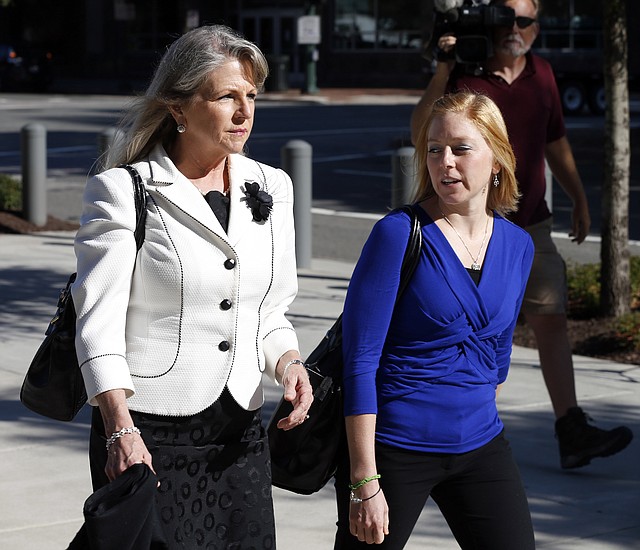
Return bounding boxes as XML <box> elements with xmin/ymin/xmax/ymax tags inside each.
<box><xmin>426</xmin><ymin>0</ymin><xmax>515</xmax><ymax>66</ymax></box>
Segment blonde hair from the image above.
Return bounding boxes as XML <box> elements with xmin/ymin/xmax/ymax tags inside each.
<box><xmin>104</xmin><ymin>25</ymin><xmax>269</xmax><ymax>169</ymax></box>
<box><xmin>413</xmin><ymin>91</ymin><xmax>520</xmax><ymax>217</ymax></box>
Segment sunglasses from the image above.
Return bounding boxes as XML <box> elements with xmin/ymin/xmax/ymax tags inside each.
<box><xmin>515</xmin><ymin>16</ymin><xmax>537</xmax><ymax>29</ymax></box>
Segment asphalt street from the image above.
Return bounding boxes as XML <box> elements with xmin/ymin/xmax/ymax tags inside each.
<box><xmin>1</xmin><ymin>89</ymin><xmax>639</xmax><ymax>252</ymax></box>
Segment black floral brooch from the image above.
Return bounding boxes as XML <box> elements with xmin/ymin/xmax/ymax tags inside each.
<box><xmin>243</xmin><ymin>181</ymin><xmax>273</xmax><ymax>222</ymax></box>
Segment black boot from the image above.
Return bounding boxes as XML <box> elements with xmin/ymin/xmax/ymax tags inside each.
<box><xmin>555</xmin><ymin>407</ymin><xmax>633</xmax><ymax>469</ymax></box>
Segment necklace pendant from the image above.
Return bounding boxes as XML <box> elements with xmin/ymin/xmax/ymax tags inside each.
<box><xmin>471</xmin><ymin>263</ymin><xmax>481</xmax><ymax>271</ymax></box>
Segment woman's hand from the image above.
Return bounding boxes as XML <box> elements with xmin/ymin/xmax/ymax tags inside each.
<box><xmin>345</xmin><ymin>415</ymin><xmax>387</xmax><ymax>543</ymax></box>
<box><xmin>96</xmin><ymin>389</ymin><xmax>155</xmax><ymax>481</ymax></box>
<box><xmin>349</xmin><ymin>481</ymin><xmax>389</xmax><ymax>544</ymax></box>
<box><xmin>275</xmin><ymin>353</ymin><xmax>314</xmax><ymax>430</ymax></box>
<box><xmin>105</xmin><ymin>431</ymin><xmax>154</xmax><ymax>481</ymax></box>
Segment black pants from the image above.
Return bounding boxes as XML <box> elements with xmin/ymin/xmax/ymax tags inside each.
<box><xmin>334</xmin><ymin>432</ymin><xmax>535</xmax><ymax>550</ymax></box>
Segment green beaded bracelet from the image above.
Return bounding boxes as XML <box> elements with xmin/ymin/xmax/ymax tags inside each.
<box><xmin>348</xmin><ymin>474</ymin><xmax>381</xmax><ymax>491</ymax></box>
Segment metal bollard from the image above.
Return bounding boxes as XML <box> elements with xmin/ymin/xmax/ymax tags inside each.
<box><xmin>281</xmin><ymin>140</ymin><xmax>312</xmax><ymax>269</ymax></box>
<box><xmin>21</xmin><ymin>123</ymin><xmax>47</xmax><ymax>226</ymax></box>
<box><xmin>391</xmin><ymin>146</ymin><xmax>416</xmax><ymax>209</ymax></box>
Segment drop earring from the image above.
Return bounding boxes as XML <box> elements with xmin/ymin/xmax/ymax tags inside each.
<box><xmin>177</xmin><ymin>123</ymin><xmax>186</xmax><ymax>134</ymax></box>
<box><xmin>493</xmin><ymin>173</ymin><xmax>500</xmax><ymax>187</ymax></box>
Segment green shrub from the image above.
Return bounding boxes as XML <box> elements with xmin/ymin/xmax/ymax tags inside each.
<box><xmin>613</xmin><ymin>311</ymin><xmax>640</xmax><ymax>351</ymax></box>
<box><xmin>566</xmin><ymin>257</ymin><xmax>640</xmax><ymax>319</ymax></box>
<box><xmin>0</xmin><ymin>173</ymin><xmax>22</xmax><ymax>211</ymax></box>
<box><xmin>566</xmin><ymin>262</ymin><xmax>602</xmax><ymax>318</ymax></box>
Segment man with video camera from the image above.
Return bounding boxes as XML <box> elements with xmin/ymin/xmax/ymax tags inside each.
<box><xmin>411</xmin><ymin>0</ymin><xmax>633</xmax><ymax>470</ymax></box>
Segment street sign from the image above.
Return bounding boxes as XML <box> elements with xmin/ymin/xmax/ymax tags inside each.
<box><xmin>298</xmin><ymin>15</ymin><xmax>321</xmax><ymax>45</ymax></box>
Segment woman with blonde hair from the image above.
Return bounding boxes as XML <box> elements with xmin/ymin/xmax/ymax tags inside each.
<box><xmin>334</xmin><ymin>91</ymin><xmax>535</xmax><ymax>549</ymax></box>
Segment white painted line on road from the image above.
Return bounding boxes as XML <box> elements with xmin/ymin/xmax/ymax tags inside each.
<box><xmin>315</xmin><ymin>149</ymin><xmax>395</xmax><ymax>163</ymax></box>
<box><xmin>49</xmin><ymin>146</ymin><xmax>96</xmax><ymax>154</ymax></box>
<box><xmin>314</xmin><ymin>153</ymin><xmax>376</xmax><ymax>163</ymax></box>
<box><xmin>251</xmin><ymin>127</ymin><xmax>408</xmax><ymax>139</ymax></box>
<box><xmin>551</xmin><ymin>231</ymin><xmax>640</xmax><ymax>247</ymax></box>
<box><xmin>333</xmin><ymin>169</ymin><xmax>391</xmax><ymax>178</ymax></box>
<box><xmin>565</xmin><ymin>120</ymin><xmax>640</xmax><ymax>129</ymax></box>
<box><xmin>0</xmin><ymin>145</ymin><xmax>94</xmax><ymax>158</ymax></box>
<box><xmin>312</xmin><ymin>207</ymin><xmax>382</xmax><ymax>220</ymax></box>
<box><xmin>551</xmin><ymin>231</ymin><xmax>601</xmax><ymax>243</ymax></box>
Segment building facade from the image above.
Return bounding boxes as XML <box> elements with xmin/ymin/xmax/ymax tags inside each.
<box><xmin>0</xmin><ymin>0</ymin><xmax>637</xmax><ymax>95</ymax></box>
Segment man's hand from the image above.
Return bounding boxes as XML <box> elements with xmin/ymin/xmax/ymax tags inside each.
<box><xmin>545</xmin><ymin>136</ymin><xmax>590</xmax><ymax>244</ymax></box>
<box><xmin>435</xmin><ymin>32</ymin><xmax>457</xmax><ymax>61</ymax></box>
<box><xmin>570</xmin><ymin>201</ymin><xmax>591</xmax><ymax>244</ymax></box>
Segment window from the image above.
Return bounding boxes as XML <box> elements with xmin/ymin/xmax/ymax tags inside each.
<box><xmin>536</xmin><ymin>0</ymin><xmax>602</xmax><ymax>50</ymax></box>
<box><xmin>332</xmin><ymin>0</ymin><xmax>423</xmax><ymax>50</ymax></box>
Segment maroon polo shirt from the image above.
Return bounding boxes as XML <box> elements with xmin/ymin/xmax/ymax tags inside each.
<box><xmin>446</xmin><ymin>53</ymin><xmax>566</xmax><ymax>228</ymax></box>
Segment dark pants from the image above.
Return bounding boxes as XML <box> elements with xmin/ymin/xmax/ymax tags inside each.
<box><xmin>334</xmin><ymin>432</ymin><xmax>535</xmax><ymax>550</ymax></box>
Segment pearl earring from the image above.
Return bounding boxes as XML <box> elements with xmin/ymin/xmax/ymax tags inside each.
<box><xmin>177</xmin><ymin>123</ymin><xmax>186</xmax><ymax>134</ymax></box>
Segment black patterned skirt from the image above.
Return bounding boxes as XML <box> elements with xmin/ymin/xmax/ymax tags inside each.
<box><xmin>89</xmin><ymin>388</ymin><xmax>275</xmax><ymax>549</ymax></box>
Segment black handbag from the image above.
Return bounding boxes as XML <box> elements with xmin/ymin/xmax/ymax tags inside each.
<box><xmin>267</xmin><ymin>204</ymin><xmax>423</xmax><ymax>495</ymax></box>
<box><xmin>20</xmin><ymin>165</ymin><xmax>147</xmax><ymax>421</ymax></box>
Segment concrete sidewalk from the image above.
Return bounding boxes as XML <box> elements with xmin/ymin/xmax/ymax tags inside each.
<box><xmin>0</xmin><ymin>230</ymin><xmax>638</xmax><ymax>549</ymax></box>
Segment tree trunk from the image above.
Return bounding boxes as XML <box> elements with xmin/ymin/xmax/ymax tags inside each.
<box><xmin>600</xmin><ymin>0</ymin><xmax>631</xmax><ymax>317</ymax></box>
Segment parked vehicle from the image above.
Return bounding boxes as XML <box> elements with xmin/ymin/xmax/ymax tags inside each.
<box><xmin>533</xmin><ymin>13</ymin><xmax>639</xmax><ymax>115</ymax></box>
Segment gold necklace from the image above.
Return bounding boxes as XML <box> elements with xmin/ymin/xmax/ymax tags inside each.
<box><xmin>440</xmin><ymin>210</ymin><xmax>490</xmax><ymax>271</ymax></box>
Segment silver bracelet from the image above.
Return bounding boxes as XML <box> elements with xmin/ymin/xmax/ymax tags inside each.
<box><xmin>105</xmin><ymin>426</ymin><xmax>141</xmax><ymax>451</ymax></box>
<box><xmin>350</xmin><ymin>486</ymin><xmax>382</xmax><ymax>504</ymax></box>
<box><xmin>281</xmin><ymin>358</ymin><xmax>305</xmax><ymax>382</ymax></box>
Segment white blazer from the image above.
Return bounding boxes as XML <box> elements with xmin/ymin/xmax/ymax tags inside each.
<box><xmin>72</xmin><ymin>145</ymin><xmax>299</xmax><ymax>415</ymax></box>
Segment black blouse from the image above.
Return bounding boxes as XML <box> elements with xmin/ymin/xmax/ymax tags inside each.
<box><xmin>466</xmin><ymin>267</ymin><xmax>482</xmax><ymax>286</ymax></box>
<box><xmin>203</xmin><ymin>190</ymin><xmax>230</xmax><ymax>232</ymax></box>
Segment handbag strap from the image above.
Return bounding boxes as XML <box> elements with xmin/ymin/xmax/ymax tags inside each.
<box><xmin>396</xmin><ymin>204</ymin><xmax>422</xmax><ymax>301</ymax></box>
<box><xmin>303</xmin><ymin>204</ymin><xmax>423</xmax><ymax>374</ymax></box>
<box><xmin>119</xmin><ymin>164</ymin><xmax>147</xmax><ymax>251</ymax></box>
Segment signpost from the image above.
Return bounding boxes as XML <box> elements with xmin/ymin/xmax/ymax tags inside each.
<box><xmin>298</xmin><ymin>13</ymin><xmax>321</xmax><ymax>94</ymax></box>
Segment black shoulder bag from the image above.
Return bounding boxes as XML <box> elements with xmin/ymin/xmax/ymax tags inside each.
<box><xmin>20</xmin><ymin>165</ymin><xmax>147</xmax><ymax>421</ymax></box>
<box><xmin>267</xmin><ymin>204</ymin><xmax>423</xmax><ymax>495</ymax></box>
